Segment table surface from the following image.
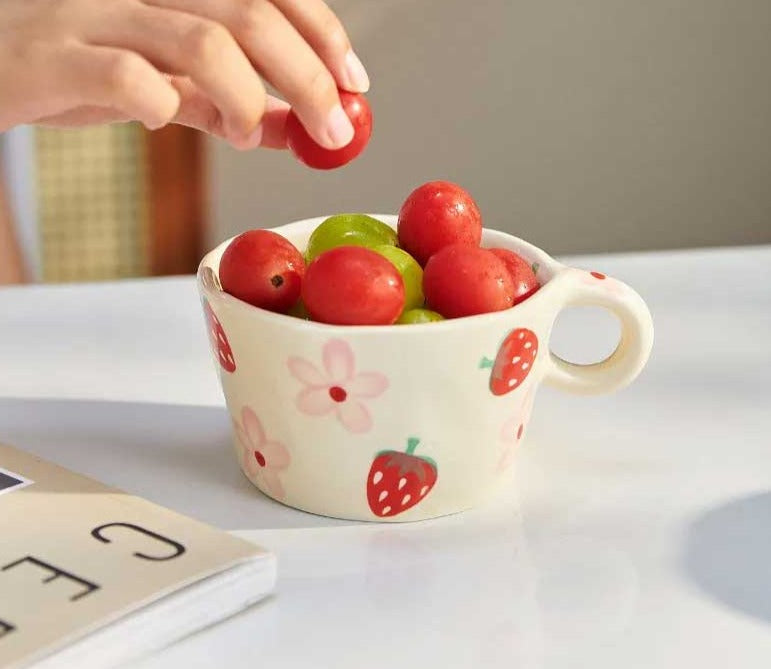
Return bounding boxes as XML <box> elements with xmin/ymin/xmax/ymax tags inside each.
<box><xmin>1</xmin><ymin>245</ymin><xmax>770</xmax><ymax>668</ymax></box>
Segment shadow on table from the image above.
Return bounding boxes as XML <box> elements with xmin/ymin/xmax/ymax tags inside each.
<box><xmin>0</xmin><ymin>397</ymin><xmax>351</xmax><ymax>530</ymax></box>
<box><xmin>681</xmin><ymin>490</ymin><xmax>771</xmax><ymax>623</ymax></box>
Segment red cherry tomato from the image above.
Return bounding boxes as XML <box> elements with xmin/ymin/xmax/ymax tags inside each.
<box><xmin>489</xmin><ymin>248</ymin><xmax>540</xmax><ymax>305</ymax></box>
<box><xmin>397</xmin><ymin>181</ymin><xmax>482</xmax><ymax>266</ymax></box>
<box><xmin>285</xmin><ymin>91</ymin><xmax>373</xmax><ymax>170</ymax></box>
<box><xmin>423</xmin><ymin>244</ymin><xmax>514</xmax><ymax>318</ymax></box>
<box><xmin>219</xmin><ymin>229</ymin><xmax>305</xmax><ymax>313</ymax></box>
<box><xmin>302</xmin><ymin>246</ymin><xmax>405</xmax><ymax>325</ymax></box>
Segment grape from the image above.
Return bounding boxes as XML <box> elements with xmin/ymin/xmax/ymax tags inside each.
<box><xmin>372</xmin><ymin>244</ymin><xmax>424</xmax><ymax>312</ymax></box>
<box><xmin>396</xmin><ymin>308</ymin><xmax>445</xmax><ymax>324</ymax></box>
<box><xmin>306</xmin><ymin>214</ymin><xmax>397</xmax><ymax>262</ymax></box>
<box><xmin>286</xmin><ymin>299</ymin><xmax>310</xmax><ymax>320</ymax></box>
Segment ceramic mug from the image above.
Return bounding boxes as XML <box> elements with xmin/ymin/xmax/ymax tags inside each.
<box><xmin>197</xmin><ymin>215</ymin><xmax>654</xmax><ymax>522</ymax></box>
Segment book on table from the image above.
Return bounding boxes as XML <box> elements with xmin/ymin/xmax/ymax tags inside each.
<box><xmin>0</xmin><ymin>442</ymin><xmax>276</xmax><ymax>669</ymax></box>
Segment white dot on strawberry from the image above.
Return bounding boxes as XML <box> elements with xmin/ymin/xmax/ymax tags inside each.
<box><xmin>518</xmin><ymin>332</ymin><xmax>525</xmax><ymax>339</ymax></box>
<box><xmin>522</xmin><ymin>363</ymin><xmax>529</xmax><ymax>370</ymax></box>
<box><xmin>402</xmin><ymin>494</ymin><xmax>411</xmax><ymax>506</ymax></box>
<box><xmin>420</xmin><ymin>486</ymin><xmax>429</xmax><ymax>496</ymax></box>
<box><xmin>398</xmin><ymin>477</ymin><xmax>407</xmax><ymax>490</ymax></box>
<box><xmin>382</xmin><ymin>505</ymin><xmax>392</xmax><ymax>515</ymax></box>
<box><xmin>512</xmin><ymin>356</ymin><xmax>521</xmax><ymax>364</ymax></box>
<box><xmin>524</xmin><ymin>342</ymin><xmax>532</xmax><ymax>349</ymax></box>
<box><xmin>373</xmin><ymin>471</ymin><xmax>383</xmax><ymax>484</ymax></box>
<box><xmin>378</xmin><ymin>490</ymin><xmax>388</xmax><ymax>502</ymax></box>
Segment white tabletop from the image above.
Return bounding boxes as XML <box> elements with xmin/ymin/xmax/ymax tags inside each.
<box><xmin>1</xmin><ymin>245</ymin><xmax>770</xmax><ymax>668</ymax></box>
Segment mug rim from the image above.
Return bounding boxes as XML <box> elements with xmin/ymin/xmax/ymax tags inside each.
<box><xmin>197</xmin><ymin>213</ymin><xmax>569</xmax><ymax>335</ymax></box>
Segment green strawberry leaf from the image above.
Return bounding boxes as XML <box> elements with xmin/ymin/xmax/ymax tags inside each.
<box><xmin>479</xmin><ymin>357</ymin><xmax>494</xmax><ymax>369</ymax></box>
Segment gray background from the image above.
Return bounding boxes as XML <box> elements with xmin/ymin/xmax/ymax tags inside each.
<box><xmin>209</xmin><ymin>0</ymin><xmax>771</xmax><ymax>255</ymax></box>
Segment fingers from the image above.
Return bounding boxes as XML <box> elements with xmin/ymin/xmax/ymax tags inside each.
<box><xmin>35</xmin><ymin>106</ymin><xmax>131</xmax><ymax>128</ymax></box>
<box><xmin>171</xmin><ymin>78</ymin><xmax>290</xmax><ymax>150</ymax></box>
<box><xmin>84</xmin><ymin>3</ymin><xmax>265</xmax><ymax>140</ymax></box>
<box><xmin>144</xmin><ymin>0</ymin><xmax>357</xmax><ymax>149</ymax></box>
<box><xmin>56</xmin><ymin>44</ymin><xmax>180</xmax><ymax>130</ymax></box>
<box><xmin>271</xmin><ymin>0</ymin><xmax>369</xmax><ymax>93</ymax></box>
<box><xmin>35</xmin><ymin>82</ymin><xmax>289</xmax><ymax>150</ymax></box>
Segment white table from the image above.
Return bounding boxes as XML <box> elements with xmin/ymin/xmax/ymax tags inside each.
<box><xmin>1</xmin><ymin>246</ymin><xmax>770</xmax><ymax>668</ymax></box>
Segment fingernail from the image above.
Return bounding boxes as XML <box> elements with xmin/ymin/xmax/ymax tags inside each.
<box><xmin>232</xmin><ymin>123</ymin><xmax>263</xmax><ymax>151</ymax></box>
<box><xmin>344</xmin><ymin>50</ymin><xmax>370</xmax><ymax>92</ymax></box>
<box><xmin>325</xmin><ymin>104</ymin><xmax>354</xmax><ymax>149</ymax></box>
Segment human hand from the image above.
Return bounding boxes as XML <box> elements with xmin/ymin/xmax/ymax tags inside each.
<box><xmin>0</xmin><ymin>0</ymin><xmax>370</xmax><ymax>150</ymax></box>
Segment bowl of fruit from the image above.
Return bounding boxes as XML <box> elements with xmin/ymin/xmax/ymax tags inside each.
<box><xmin>197</xmin><ymin>181</ymin><xmax>654</xmax><ymax>522</ymax></box>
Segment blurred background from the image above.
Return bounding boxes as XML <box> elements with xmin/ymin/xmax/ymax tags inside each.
<box><xmin>1</xmin><ymin>0</ymin><xmax>769</xmax><ymax>285</ymax></box>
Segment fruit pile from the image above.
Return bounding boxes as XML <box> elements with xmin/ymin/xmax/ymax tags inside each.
<box><xmin>218</xmin><ymin>181</ymin><xmax>540</xmax><ymax>325</ymax></box>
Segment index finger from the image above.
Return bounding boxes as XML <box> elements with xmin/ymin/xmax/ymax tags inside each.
<box><xmin>270</xmin><ymin>0</ymin><xmax>369</xmax><ymax>93</ymax></box>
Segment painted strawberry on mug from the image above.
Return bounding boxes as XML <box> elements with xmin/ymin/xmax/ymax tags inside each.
<box><xmin>203</xmin><ymin>301</ymin><xmax>236</xmax><ymax>373</ymax></box>
<box><xmin>367</xmin><ymin>438</ymin><xmax>437</xmax><ymax>518</ymax></box>
<box><xmin>480</xmin><ymin>328</ymin><xmax>538</xmax><ymax>396</ymax></box>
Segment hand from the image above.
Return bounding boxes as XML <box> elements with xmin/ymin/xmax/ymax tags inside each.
<box><xmin>0</xmin><ymin>0</ymin><xmax>370</xmax><ymax>150</ymax></box>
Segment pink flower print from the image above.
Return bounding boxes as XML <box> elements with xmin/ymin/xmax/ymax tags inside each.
<box><xmin>498</xmin><ymin>389</ymin><xmax>535</xmax><ymax>472</ymax></box>
<box><xmin>234</xmin><ymin>406</ymin><xmax>290</xmax><ymax>500</ymax></box>
<box><xmin>287</xmin><ymin>339</ymin><xmax>389</xmax><ymax>434</ymax></box>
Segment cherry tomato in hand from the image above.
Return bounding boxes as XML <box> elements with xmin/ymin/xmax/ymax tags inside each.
<box><xmin>489</xmin><ymin>248</ymin><xmax>540</xmax><ymax>305</ymax></box>
<box><xmin>423</xmin><ymin>244</ymin><xmax>514</xmax><ymax>318</ymax></box>
<box><xmin>397</xmin><ymin>180</ymin><xmax>482</xmax><ymax>266</ymax></box>
<box><xmin>302</xmin><ymin>246</ymin><xmax>405</xmax><ymax>325</ymax></box>
<box><xmin>219</xmin><ymin>229</ymin><xmax>305</xmax><ymax>313</ymax></box>
<box><xmin>286</xmin><ymin>91</ymin><xmax>373</xmax><ymax>170</ymax></box>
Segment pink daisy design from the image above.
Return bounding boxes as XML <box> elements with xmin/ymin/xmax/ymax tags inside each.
<box><xmin>233</xmin><ymin>406</ymin><xmax>290</xmax><ymax>500</ymax></box>
<box><xmin>287</xmin><ymin>339</ymin><xmax>389</xmax><ymax>434</ymax></box>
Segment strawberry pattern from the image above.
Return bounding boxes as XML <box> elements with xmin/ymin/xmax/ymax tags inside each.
<box><xmin>480</xmin><ymin>328</ymin><xmax>538</xmax><ymax>396</ymax></box>
<box><xmin>203</xmin><ymin>300</ymin><xmax>236</xmax><ymax>373</ymax></box>
<box><xmin>367</xmin><ymin>438</ymin><xmax>437</xmax><ymax>518</ymax></box>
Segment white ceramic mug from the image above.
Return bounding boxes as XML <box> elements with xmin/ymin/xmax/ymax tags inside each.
<box><xmin>197</xmin><ymin>215</ymin><xmax>654</xmax><ymax>522</ymax></box>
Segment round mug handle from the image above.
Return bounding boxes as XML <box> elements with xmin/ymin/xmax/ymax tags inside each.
<box><xmin>544</xmin><ymin>268</ymin><xmax>654</xmax><ymax>395</ymax></box>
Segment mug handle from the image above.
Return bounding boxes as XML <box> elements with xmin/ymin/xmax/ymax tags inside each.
<box><xmin>543</xmin><ymin>268</ymin><xmax>654</xmax><ymax>395</ymax></box>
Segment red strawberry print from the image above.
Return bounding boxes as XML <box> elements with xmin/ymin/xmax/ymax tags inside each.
<box><xmin>203</xmin><ymin>301</ymin><xmax>236</xmax><ymax>373</ymax></box>
<box><xmin>590</xmin><ymin>271</ymin><xmax>606</xmax><ymax>280</ymax></box>
<box><xmin>480</xmin><ymin>328</ymin><xmax>538</xmax><ymax>396</ymax></box>
<box><xmin>367</xmin><ymin>438</ymin><xmax>437</xmax><ymax>518</ymax></box>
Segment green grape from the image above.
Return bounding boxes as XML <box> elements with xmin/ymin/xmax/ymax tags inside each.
<box><xmin>287</xmin><ymin>299</ymin><xmax>311</xmax><ymax>320</ymax></box>
<box><xmin>306</xmin><ymin>214</ymin><xmax>397</xmax><ymax>262</ymax></box>
<box><xmin>396</xmin><ymin>308</ymin><xmax>445</xmax><ymax>325</ymax></box>
<box><xmin>372</xmin><ymin>245</ymin><xmax>424</xmax><ymax>312</ymax></box>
